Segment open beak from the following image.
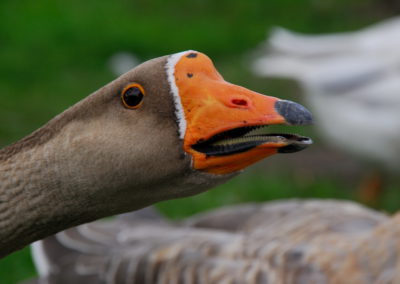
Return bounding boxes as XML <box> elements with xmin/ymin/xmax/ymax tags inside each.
<box><xmin>170</xmin><ymin>51</ymin><xmax>313</xmax><ymax>174</ymax></box>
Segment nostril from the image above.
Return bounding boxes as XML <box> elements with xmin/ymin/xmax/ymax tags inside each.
<box><xmin>231</xmin><ymin>99</ymin><xmax>248</xmax><ymax>107</ymax></box>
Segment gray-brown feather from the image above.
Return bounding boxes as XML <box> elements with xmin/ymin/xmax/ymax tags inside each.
<box><xmin>30</xmin><ymin>199</ymin><xmax>399</xmax><ymax>284</ymax></box>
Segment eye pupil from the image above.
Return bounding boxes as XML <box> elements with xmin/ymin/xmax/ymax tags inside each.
<box><xmin>123</xmin><ymin>86</ymin><xmax>144</xmax><ymax>108</ymax></box>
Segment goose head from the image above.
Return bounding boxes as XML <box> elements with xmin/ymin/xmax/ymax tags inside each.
<box><xmin>13</xmin><ymin>51</ymin><xmax>312</xmax><ymax>209</ymax></box>
<box><xmin>0</xmin><ymin>51</ymin><xmax>312</xmax><ymax>256</ymax></box>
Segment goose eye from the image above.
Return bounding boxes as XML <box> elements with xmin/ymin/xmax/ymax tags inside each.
<box><xmin>121</xmin><ymin>83</ymin><xmax>145</xmax><ymax>109</ymax></box>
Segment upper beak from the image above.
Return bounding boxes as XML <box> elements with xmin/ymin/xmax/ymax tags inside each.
<box><xmin>179</xmin><ymin>78</ymin><xmax>313</xmax><ymax>150</ymax></box>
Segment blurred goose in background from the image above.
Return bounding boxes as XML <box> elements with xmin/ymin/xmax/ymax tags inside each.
<box><xmin>29</xmin><ymin>199</ymin><xmax>400</xmax><ymax>284</ymax></box>
<box><xmin>0</xmin><ymin>51</ymin><xmax>312</xmax><ymax>257</ymax></box>
<box><xmin>251</xmin><ymin>18</ymin><xmax>400</xmax><ymax>202</ymax></box>
<box><xmin>108</xmin><ymin>51</ymin><xmax>140</xmax><ymax>76</ymax></box>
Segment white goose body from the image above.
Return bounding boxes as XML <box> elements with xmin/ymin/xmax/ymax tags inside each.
<box><xmin>252</xmin><ymin>18</ymin><xmax>400</xmax><ymax>168</ymax></box>
<box><xmin>0</xmin><ymin>51</ymin><xmax>312</xmax><ymax>257</ymax></box>
<box><xmin>29</xmin><ymin>199</ymin><xmax>400</xmax><ymax>284</ymax></box>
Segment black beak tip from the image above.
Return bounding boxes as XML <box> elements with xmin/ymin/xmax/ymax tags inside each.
<box><xmin>277</xmin><ymin>137</ymin><xmax>313</xmax><ymax>153</ymax></box>
<box><xmin>275</xmin><ymin>100</ymin><xmax>313</xmax><ymax>126</ymax></box>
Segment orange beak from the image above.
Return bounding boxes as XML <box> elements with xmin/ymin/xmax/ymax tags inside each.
<box><xmin>169</xmin><ymin>51</ymin><xmax>312</xmax><ymax>174</ymax></box>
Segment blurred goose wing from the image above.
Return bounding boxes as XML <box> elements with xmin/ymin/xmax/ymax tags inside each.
<box><xmin>267</xmin><ymin>17</ymin><xmax>400</xmax><ymax>56</ymax></box>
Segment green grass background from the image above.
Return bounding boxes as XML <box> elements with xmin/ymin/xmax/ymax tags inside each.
<box><xmin>1</xmin><ymin>0</ymin><xmax>399</xmax><ymax>283</ymax></box>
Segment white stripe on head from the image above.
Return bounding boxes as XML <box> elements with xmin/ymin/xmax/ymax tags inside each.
<box><xmin>166</xmin><ymin>50</ymin><xmax>195</xmax><ymax>139</ymax></box>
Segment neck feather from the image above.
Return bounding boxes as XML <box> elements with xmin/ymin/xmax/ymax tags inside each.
<box><xmin>0</xmin><ymin>96</ymin><xmax>116</xmax><ymax>257</ymax></box>
<box><xmin>0</xmin><ymin>129</ymin><xmax>95</xmax><ymax>257</ymax></box>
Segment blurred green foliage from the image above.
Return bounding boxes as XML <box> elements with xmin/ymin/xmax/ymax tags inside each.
<box><xmin>0</xmin><ymin>0</ymin><xmax>397</xmax><ymax>283</ymax></box>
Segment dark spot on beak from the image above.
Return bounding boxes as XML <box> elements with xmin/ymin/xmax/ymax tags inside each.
<box><xmin>187</xmin><ymin>73</ymin><xmax>193</xmax><ymax>78</ymax></box>
<box><xmin>186</xmin><ymin>53</ymin><xmax>198</xmax><ymax>58</ymax></box>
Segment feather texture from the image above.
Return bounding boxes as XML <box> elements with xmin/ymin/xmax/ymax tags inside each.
<box><xmin>30</xmin><ymin>199</ymin><xmax>400</xmax><ymax>284</ymax></box>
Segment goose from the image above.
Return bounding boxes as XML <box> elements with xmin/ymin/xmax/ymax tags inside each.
<box><xmin>251</xmin><ymin>19</ymin><xmax>400</xmax><ymax>170</ymax></box>
<box><xmin>0</xmin><ymin>51</ymin><xmax>313</xmax><ymax>258</ymax></box>
<box><xmin>28</xmin><ymin>199</ymin><xmax>398</xmax><ymax>284</ymax></box>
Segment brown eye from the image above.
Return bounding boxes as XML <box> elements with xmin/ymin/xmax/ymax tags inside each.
<box><xmin>121</xmin><ymin>83</ymin><xmax>145</xmax><ymax>109</ymax></box>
